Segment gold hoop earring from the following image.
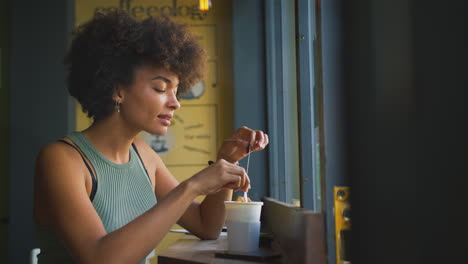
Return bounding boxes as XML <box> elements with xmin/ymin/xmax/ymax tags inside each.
<box><xmin>114</xmin><ymin>101</ymin><xmax>121</xmax><ymax>113</ymax></box>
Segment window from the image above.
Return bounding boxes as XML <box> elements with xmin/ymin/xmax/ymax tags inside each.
<box><xmin>265</xmin><ymin>0</ymin><xmax>301</xmax><ymax>206</ymax></box>
<box><xmin>232</xmin><ymin>0</ymin><xmax>322</xmax><ymax>210</ymax></box>
<box><xmin>265</xmin><ymin>0</ymin><xmax>322</xmax><ymax>210</ymax></box>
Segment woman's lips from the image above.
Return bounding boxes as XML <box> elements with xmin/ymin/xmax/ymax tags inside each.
<box><xmin>158</xmin><ymin>115</ymin><xmax>171</xmax><ymax>126</ymax></box>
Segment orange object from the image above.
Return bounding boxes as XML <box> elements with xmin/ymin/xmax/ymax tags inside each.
<box><xmin>235</xmin><ymin>196</ymin><xmax>252</xmax><ymax>202</ymax></box>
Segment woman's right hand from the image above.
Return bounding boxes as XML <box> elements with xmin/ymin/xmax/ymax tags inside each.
<box><xmin>187</xmin><ymin>159</ymin><xmax>250</xmax><ymax>196</ymax></box>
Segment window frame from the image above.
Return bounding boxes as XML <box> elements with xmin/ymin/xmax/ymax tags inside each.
<box><xmin>264</xmin><ymin>0</ymin><xmax>301</xmax><ymax>205</ymax></box>
<box><xmin>233</xmin><ymin>0</ymin><xmax>323</xmax><ymax>209</ymax></box>
<box><xmin>296</xmin><ymin>0</ymin><xmax>321</xmax><ymax>211</ymax></box>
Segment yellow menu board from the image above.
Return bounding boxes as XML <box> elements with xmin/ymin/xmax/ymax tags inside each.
<box><xmin>75</xmin><ymin>1</ymin><xmax>233</xmax><ymax>262</ymax></box>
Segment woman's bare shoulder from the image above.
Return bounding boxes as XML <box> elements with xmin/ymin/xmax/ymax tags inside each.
<box><xmin>34</xmin><ymin>141</ymin><xmax>86</xmax><ymax>223</ymax></box>
<box><xmin>37</xmin><ymin>140</ymin><xmax>79</xmax><ymax>161</ymax></box>
<box><xmin>35</xmin><ymin>140</ymin><xmax>85</xmax><ymax>178</ymax></box>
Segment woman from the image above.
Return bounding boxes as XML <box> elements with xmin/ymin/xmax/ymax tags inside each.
<box><xmin>33</xmin><ymin>10</ymin><xmax>268</xmax><ymax>264</ymax></box>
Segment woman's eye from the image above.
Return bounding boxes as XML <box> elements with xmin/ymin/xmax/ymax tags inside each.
<box><xmin>154</xmin><ymin>88</ymin><xmax>165</xmax><ymax>93</ymax></box>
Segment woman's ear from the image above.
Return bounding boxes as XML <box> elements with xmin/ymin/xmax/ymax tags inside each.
<box><xmin>112</xmin><ymin>84</ymin><xmax>125</xmax><ymax>103</ymax></box>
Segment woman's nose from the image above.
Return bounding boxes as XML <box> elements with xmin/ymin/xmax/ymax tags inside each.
<box><xmin>168</xmin><ymin>93</ymin><xmax>181</xmax><ymax>110</ymax></box>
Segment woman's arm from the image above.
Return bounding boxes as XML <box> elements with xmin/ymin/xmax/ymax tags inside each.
<box><xmin>150</xmin><ymin>127</ymin><xmax>269</xmax><ymax>239</ymax></box>
<box><xmin>153</xmin><ymin>157</ymin><xmax>245</xmax><ymax>239</ymax></box>
<box><xmin>35</xmin><ymin>143</ymin><xmax>243</xmax><ymax>264</ymax></box>
<box><xmin>194</xmin><ymin>127</ymin><xmax>269</xmax><ymax>238</ymax></box>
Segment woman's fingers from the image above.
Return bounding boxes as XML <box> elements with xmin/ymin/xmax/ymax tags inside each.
<box><xmin>217</xmin><ymin>127</ymin><xmax>269</xmax><ymax>165</ymax></box>
<box><xmin>236</xmin><ymin>126</ymin><xmax>256</xmax><ymax>152</ymax></box>
<box><xmin>254</xmin><ymin>130</ymin><xmax>267</xmax><ymax>150</ymax></box>
<box><xmin>255</xmin><ymin>131</ymin><xmax>262</xmax><ymax>149</ymax></box>
<box><xmin>191</xmin><ymin>159</ymin><xmax>251</xmax><ymax>195</ymax></box>
<box><xmin>219</xmin><ymin>162</ymin><xmax>250</xmax><ymax>192</ymax></box>
<box><xmin>221</xmin><ymin>173</ymin><xmax>242</xmax><ymax>189</ymax></box>
<box><xmin>237</xmin><ymin>126</ymin><xmax>269</xmax><ymax>152</ymax></box>
<box><xmin>242</xmin><ymin>172</ymin><xmax>251</xmax><ymax>192</ymax></box>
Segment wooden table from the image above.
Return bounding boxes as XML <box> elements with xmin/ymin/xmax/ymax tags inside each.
<box><xmin>158</xmin><ymin>234</ymin><xmax>282</xmax><ymax>264</ymax></box>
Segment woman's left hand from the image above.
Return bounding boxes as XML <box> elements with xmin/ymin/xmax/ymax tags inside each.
<box><xmin>217</xmin><ymin>126</ymin><xmax>269</xmax><ymax>164</ymax></box>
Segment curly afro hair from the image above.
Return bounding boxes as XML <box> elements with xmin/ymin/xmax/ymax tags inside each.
<box><xmin>64</xmin><ymin>9</ymin><xmax>207</xmax><ymax>121</ymax></box>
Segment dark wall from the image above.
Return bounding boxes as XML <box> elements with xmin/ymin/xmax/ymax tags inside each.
<box><xmin>345</xmin><ymin>0</ymin><xmax>468</xmax><ymax>263</ymax></box>
<box><xmin>319</xmin><ymin>1</ymin><xmax>348</xmax><ymax>263</ymax></box>
<box><xmin>412</xmin><ymin>1</ymin><xmax>467</xmax><ymax>262</ymax></box>
<box><xmin>8</xmin><ymin>0</ymin><xmax>75</xmax><ymax>263</ymax></box>
<box><xmin>1</xmin><ymin>0</ymin><xmax>10</xmax><ymax>262</ymax></box>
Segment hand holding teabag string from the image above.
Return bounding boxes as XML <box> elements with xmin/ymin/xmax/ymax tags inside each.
<box><xmin>224</xmin><ymin>144</ymin><xmax>252</xmax><ymax>201</ymax></box>
<box><xmin>217</xmin><ymin>126</ymin><xmax>269</xmax><ymax>164</ymax></box>
<box><xmin>230</xmin><ymin>144</ymin><xmax>253</xmax><ymax>202</ymax></box>
<box><xmin>216</xmin><ymin>126</ymin><xmax>269</xmax><ymax>199</ymax></box>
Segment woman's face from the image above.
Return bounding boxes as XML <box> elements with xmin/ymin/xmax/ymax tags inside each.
<box><xmin>119</xmin><ymin>65</ymin><xmax>181</xmax><ymax>135</ymax></box>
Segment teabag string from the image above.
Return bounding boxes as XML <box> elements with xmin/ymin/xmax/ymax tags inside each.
<box><xmin>243</xmin><ymin>144</ymin><xmax>251</xmax><ymax>202</ymax></box>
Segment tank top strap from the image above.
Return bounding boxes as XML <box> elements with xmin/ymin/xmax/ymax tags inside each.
<box><xmin>66</xmin><ymin>131</ymin><xmax>137</xmax><ymax>170</ymax></box>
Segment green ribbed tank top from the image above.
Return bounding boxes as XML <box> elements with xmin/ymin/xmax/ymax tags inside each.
<box><xmin>37</xmin><ymin>132</ymin><xmax>157</xmax><ymax>264</ymax></box>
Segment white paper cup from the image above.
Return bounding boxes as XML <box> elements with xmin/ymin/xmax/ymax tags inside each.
<box><xmin>224</xmin><ymin>201</ymin><xmax>263</xmax><ymax>252</ymax></box>
<box><xmin>224</xmin><ymin>201</ymin><xmax>263</xmax><ymax>222</ymax></box>
<box><xmin>225</xmin><ymin>221</ymin><xmax>261</xmax><ymax>252</ymax></box>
